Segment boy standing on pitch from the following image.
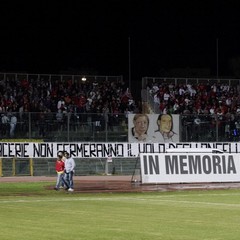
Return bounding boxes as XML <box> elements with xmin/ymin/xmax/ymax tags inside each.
<box><xmin>54</xmin><ymin>151</ymin><xmax>69</xmax><ymax>190</ymax></box>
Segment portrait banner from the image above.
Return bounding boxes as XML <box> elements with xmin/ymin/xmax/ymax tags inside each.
<box><xmin>128</xmin><ymin>114</ymin><xmax>180</xmax><ymax>143</ymax></box>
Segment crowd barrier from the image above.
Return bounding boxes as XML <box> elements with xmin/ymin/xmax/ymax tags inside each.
<box><xmin>1</xmin><ymin>112</ymin><xmax>240</xmax><ymax>143</ymax></box>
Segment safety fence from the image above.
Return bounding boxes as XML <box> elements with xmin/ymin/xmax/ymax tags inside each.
<box><xmin>1</xmin><ymin>112</ymin><xmax>240</xmax><ymax>142</ymax></box>
<box><xmin>0</xmin><ymin>157</ymin><xmax>138</xmax><ymax>177</ymax></box>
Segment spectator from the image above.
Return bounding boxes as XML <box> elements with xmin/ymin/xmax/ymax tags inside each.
<box><xmin>1</xmin><ymin>113</ymin><xmax>9</xmax><ymax>136</ymax></box>
<box><xmin>57</xmin><ymin>96</ymin><xmax>65</xmax><ymax>110</ymax></box>
<box><xmin>38</xmin><ymin>112</ymin><xmax>46</xmax><ymax>137</ymax></box>
<box><xmin>9</xmin><ymin>113</ymin><xmax>17</xmax><ymax>138</ymax></box>
<box><xmin>56</xmin><ymin>109</ymin><xmax>64</xmax><ymax>131</ymax></box>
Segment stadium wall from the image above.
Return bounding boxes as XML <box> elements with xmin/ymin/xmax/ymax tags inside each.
<box><xmin>1</xmin><ymin>157</ymin><xmax>138</xmax><ymax>177</ymax></box>
<box><xmin>0</xmin><ymin>142</ymin><xmax>238</xmax><ymax>177</ymax></box>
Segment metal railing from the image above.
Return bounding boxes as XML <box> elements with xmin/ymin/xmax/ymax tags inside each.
<box><xmin>1</xmin><ymin>112</ymin><xmax>240</xmax><ymax>143</ymax></box>
<box><xmin>0</xmin><ymin>72</ymin><xmax>123</xmax><ymax>83</ymax></box>
<box><xmin>142</xmin><ymin>77</ymin><xmax>240</xmax><ymax>89</ymax></box>
<box><xmin>0</xmin><ymin>112</ymin><xmax>128</xmax><ymax>142</ymax></box>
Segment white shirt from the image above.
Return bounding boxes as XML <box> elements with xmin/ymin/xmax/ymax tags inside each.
<box><xmin>65</xmin><ymin>157</ymin><xmax>76</xmax><ymax>173</ymax></box>
<box><xmin>2</xmin><ymin>115</ymin><xmax>9</xmax><ymax>124</ymax></box>
<box><xmin>10</xmin><ymin>116</ymin><xmax>17</xmax><ymax>124</ymax></box>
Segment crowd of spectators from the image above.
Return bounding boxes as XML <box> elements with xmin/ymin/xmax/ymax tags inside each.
<box><xmin>0</xmin><ymin>75</ymin><xmax>139</xmax><ymax>137</ymax></box>
<box><xmin>2</xmin><ymin>74</ymin><xmax>240</xmax><ymax>140</ymax></box>
<box><xmin>148</xmin><ymin>81</ymin><xmax>240</xmax><ymax>117</ymax></box>
<box><xmin>147</xmin><ymin>80</ymin><xmax>240</xmax><ymax>141</ymax></box>
<box><xmin>0</xmin><ymin>76</ymin><xmax>138</xmax><ymax>115</ymax></box>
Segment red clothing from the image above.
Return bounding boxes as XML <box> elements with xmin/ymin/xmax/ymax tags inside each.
<box><xmin>78</xmin><ymin>95</ymin><xmax>87</xmax><ymax>107</ymax></box>
<box><xmin>55</xmin><ymin>160</ymin><xmax>65</xmax><ymax>172</ymax></box>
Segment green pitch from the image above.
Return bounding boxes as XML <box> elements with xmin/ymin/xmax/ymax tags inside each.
<box><xmin>1</xmin><ymin>182</ymin><xmax>240</xmax><ymax>240</ymax></box>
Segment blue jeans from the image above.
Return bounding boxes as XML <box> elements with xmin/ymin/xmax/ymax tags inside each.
<box><xmin>56</xmin><ymin>172</ymin><xmax>68</xmax><ymax>189</ymax></box>
<box><xmin>65</xmin><ymin>171</ymin><xmax>74</xmax><ymax>189</ymax></box>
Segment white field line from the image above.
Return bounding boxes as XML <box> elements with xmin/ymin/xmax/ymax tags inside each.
<box><xmin>0</xmin><ymin>194</ymin><xmax>240</xmax><ymax>208</ymax></box>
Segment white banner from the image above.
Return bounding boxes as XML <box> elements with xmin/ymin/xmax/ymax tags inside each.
<box><xmin>128</xmin><ymin>114</ymin><xmax>180</xmax><ymax>143</ymax></box>
<box><xmin>0</xmin><ymin>142</ymin><xmax>240</xmax><ymax>158</ymax></box>
<box><xmin>140</xmin><ymin>153</ymin><xmax>240</xmax><ymax>183</ymax></box>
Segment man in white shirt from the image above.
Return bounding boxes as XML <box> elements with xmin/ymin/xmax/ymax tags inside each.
<box><xmin>64</xmin><ymin>151</ymin><xmax>76</xmax><ymax>192</ymax></box>
<box><xmin>9</xmin><ymin>114</ymin><xmax>17</xmax><ymax>138</ymax></box>
<box><xmin>1</xmin><ymin>113</ymin><xmax>9</xmax><ymax>136</ymax></box>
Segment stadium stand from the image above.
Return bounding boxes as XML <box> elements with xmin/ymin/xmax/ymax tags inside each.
<box><xmin>1</xmin><ymin>73</ymin><xmax>240</xmax><ymax>142</ymax></box>
<box><xmin>0</xmin><ymin>73</ymin><xmax>139</xmax><ymax>142</ymax></box>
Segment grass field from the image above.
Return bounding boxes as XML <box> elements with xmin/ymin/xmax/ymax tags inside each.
<box><xmin>1</xmin><ymin>182</ymin><xmax>240</xmax><ymax>240</ymax></box>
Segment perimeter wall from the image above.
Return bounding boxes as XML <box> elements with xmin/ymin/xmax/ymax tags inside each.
<box><xmin>0</xmin><ymin>142</ymin><xmax>238</xmax><ymax>177</ymax></box>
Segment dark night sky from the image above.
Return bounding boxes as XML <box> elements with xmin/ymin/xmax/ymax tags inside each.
<box><xmin>1</xmin><ymin>0</ymin><xmax>240</xmax><ymax>81</ymax></box>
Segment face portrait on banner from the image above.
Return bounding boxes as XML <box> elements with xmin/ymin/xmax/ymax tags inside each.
<box><xmin>128</xmin><ymin>114</ymin><xmax>151</xmax><ymax>142</ymax></box>
<box><xmin>152</xmin><ymin>114</ymin><xmax>179</xmax><ymax>142</ymax></box>
<box><xmin>128</xmin><ymin>114</ymin><xmax>180</xmax><ymax>143</ymax></box>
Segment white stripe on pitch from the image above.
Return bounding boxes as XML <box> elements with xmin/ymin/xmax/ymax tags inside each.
<box><xmin>0</xmin><ymin>194</ymin><xmax>240</xmax><ymax>208</ymax></box>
